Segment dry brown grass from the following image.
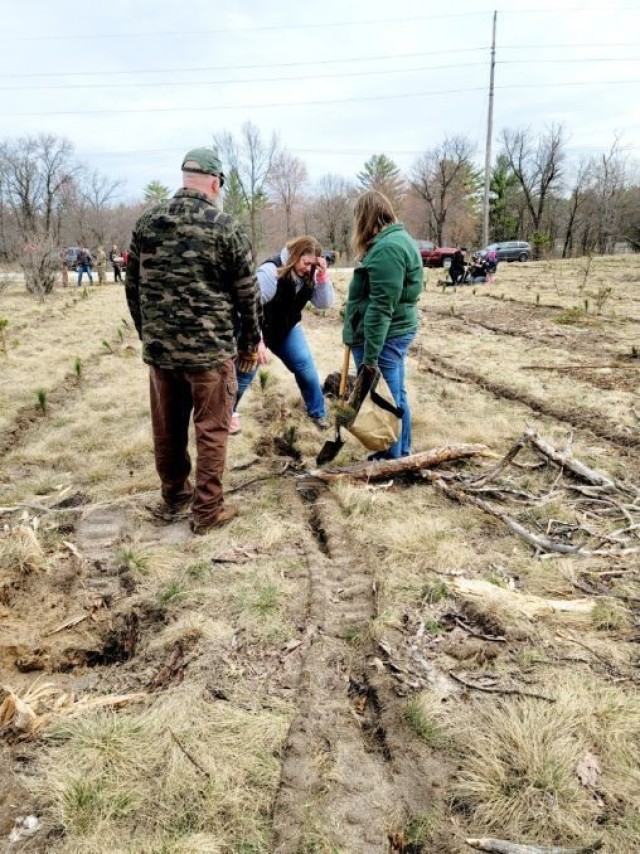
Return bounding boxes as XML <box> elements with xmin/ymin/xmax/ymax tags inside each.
<box><xmin>0</xmin><ymin>257</ymin><xmax>638</xmax><ymax>852</ymax></box>
<box><xmin>38</xmin><ymin>688</ymin><xmax>292</xmax><ymax>852</ymax></box>
<box><xmin>0</xmin><ymin>524</ymin><xmax>45</xmax><ymax>576</ymax></box>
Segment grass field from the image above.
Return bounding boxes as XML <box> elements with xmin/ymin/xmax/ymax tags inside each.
<box><xmin>0</xmin><ymin>256</ymin><xmax>638</xmax><ymax>853</ymax></box>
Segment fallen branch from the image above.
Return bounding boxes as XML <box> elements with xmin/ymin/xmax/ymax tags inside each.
<box><xmin>168</xmin><ymin>727</ymin><xmax>211</xmax><ymax>779</ymax></box>
<box><xmin>453</xmin><ymin>615</ymin><xmax>507</xmax><ymax>643</ymax></box>
<box><xmin>449</xmin><ymin>671</ymin><xmax>555</xmax><ymax>703</ymax></box>
<box><xmin>448</xmin><ymin>577</ymin><xmax>595</xmax><ymax>620</ymax></box>
<box><xmin>524</xmin><ymin>429</ymin><xmax>616</xmax><ymax>491</ymax></box>
<box><xmin>465</xmin><ymin>837</ymin><xmax>602</xmax><ymax>853</ymax></box>
<box><xmin>465</xmin><ymin>435</ymin><xmax>528</xmax><ymax>487</ymax></box>
<box><xmin>304</xmin><ymin>443</ymin><xmax>491</xmax><ymax>482</ymax></box>
<box><xmin>431</xmin><ymin>476</ymin><xmax>587</xmax><ymax>555</ymax></box>
<box><xmin>227</xmin><ymin>462</ymin><xmax>290</xmax><ymax>494</ymax></box>
<box><xmin>521</xmin><ymin>362</ymin><xmax>630</xmax><ymax>371</ymax></box>
<box><xmin>43</xmin><ymin>613</ymin><xmax>90</xmax><ymax>636</ymax></box>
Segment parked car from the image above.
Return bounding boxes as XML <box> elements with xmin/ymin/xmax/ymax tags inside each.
<box><xmin>480</xmin><ymin>241</ymin><xmax>531</xmax><ymax>263</ymax></box>
<box><xmin>416</xmin><ymin>239</ymin><xmax>458</xmax><ymax>268</ymax></box>
<box><xmin>63</xmin><ymin>247</ymin><xmax>94</xmax><ymax>270</ymax></box>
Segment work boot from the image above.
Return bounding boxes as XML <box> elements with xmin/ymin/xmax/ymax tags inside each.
<box><xmin>147</xmin><ymin>498</ymin><xmax>192</xmax><ymax>523</ymax></box>
<box><xmin>190</xmin><ymin>503</ymin><xmax>239</xmax><ymax>535</ymax></box>
<box><xmin>311</xmin><ymin>415</ymin><xmax>330</xmax><ymax>431</ymax></box>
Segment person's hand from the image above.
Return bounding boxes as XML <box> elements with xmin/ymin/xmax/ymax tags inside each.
<box><xmin>236</xmin><ymin>350</ymin><xmax>259</xmax><ymax>374</ymax></box>
<box><xmin>314</xmin><ymin>255</ymin><xmax>328</xmax><ymax>284</ymax></box>
<box><xmin>257</xmin><ymin>339</ymin><xmax>268</xmax><ymax>365</ymax></box>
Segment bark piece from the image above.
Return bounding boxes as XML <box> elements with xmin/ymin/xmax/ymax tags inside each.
<box><xmin>448</xmin><ymin>577</ymin><xmax>595</xmax><ymax>619</ymax></box>
<box><xmin>465</xmin><ymin>838</ymin><xmax>602</xmax><ymax>853</ymax></box>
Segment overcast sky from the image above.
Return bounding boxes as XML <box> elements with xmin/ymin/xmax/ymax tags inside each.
<box><xmin>1</xmin><ymin>0</ymin><xmax>639</xmax><ymax>201</ymax></box>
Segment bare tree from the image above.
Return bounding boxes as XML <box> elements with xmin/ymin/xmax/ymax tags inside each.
<box><xmin>311</xmin><ymin>174</ymin><xmax>355</xmax><ymax>258</ymax></box>
<box><xmin>409</xmin><ymin>136</ymin><xmax>478</xmax><ymax>245</ymax></box>
<box><xmin>268</xmin><ymin>151</ymin><xmax>308</xmax><ymax>238</ymax></box>
<box><xmin>0</xmin><ymin>134</ymin><xmax>75</xmax><ymax>247</ymax></box>
<box><xmin>591</xmin><ymin>137</ymin><xmax>628</xmax><ymax>254</ymax></box>
<box><xmin>214</xmin><ymin>122</ymin><xmax>279</xmax><ymax>260</ymax></box>
<box><xmin>562</xmin><ymin>159</ymin><xmax>591</xmax><ymax>257</ymax></box>
<box><xmin>75</xmin><ymin>168</ymin><xmax>123</xmax><ymax>246</ymax></box>
<box><xmin>501</xmin><ymin>124</ymin><xmax>566</xmax><ymax>247</ymax></box>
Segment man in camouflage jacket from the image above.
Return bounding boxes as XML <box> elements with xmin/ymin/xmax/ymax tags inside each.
<box><xmin>125</xmin><ymin>147</ymin><xmax>261</xmax><ymax>534</ymax></box>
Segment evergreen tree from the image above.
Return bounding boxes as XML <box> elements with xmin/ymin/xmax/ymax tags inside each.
<box><xmin>356</xmin><ymin>154</ymin><xmax>404</xmax><ymax>210</ymax></box>
<box><xmin>489</xmin><ymin>155</ymin><xmax>520</xmax><ymax>242</ymax></box>
<box><xmin>143</xmin><ymin>181</ymin><xmax>170</xmax><ymax>204</ymax></box>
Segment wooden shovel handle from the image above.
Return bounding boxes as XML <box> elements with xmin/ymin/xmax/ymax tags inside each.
<box><xmin>338</xmin><ymin>346</ymin><xmax>351</xmax><ymax>399</ymax></box>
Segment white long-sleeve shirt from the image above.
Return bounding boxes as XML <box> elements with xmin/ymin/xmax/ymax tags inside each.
<box><xmin>256</xmin><ymin>246</ymin><xmax>334</xmax><ymax>310</ymax></box>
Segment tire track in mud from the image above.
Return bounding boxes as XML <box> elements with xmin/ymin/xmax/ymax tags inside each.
<box><xmin>421</xmin><ymin>349</ymin><xmax>640</xmax><ymax>452</ymax></box>
<box><xmin>272</xmin><ymin>479</ymin><xmax>441</xmax><ymax>853</ymax></box>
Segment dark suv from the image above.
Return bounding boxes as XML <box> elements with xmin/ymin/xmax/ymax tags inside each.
<box><xmin>63</xmin><ymin>247</ymin><xmax>89</xmax><ymax>270</ymax></box>
<box><xmin>481</xmin><ymin>241</ymin><xmax>531</xmax><ymax>262</ymax></box>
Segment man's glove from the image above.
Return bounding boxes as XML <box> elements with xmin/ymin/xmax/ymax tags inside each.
<box><xmin>236</xmin><ymin>350</ymin><xmax>259</xmax><ymax>374</ymax></box>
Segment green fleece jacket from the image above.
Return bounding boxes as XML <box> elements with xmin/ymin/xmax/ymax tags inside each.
<box><xmin>342</xmin><ymin>223</ymin><xmax>423</xmax><ymax>364</ymax></box>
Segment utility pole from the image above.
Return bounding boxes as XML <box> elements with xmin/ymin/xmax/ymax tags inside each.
<box><xmin>482</xmin><ymin>10</ymin><xmax>497</xmax><ymax>248</ymax></box>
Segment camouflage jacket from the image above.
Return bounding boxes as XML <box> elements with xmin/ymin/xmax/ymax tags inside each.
<box><xmin>125</xmin><ymin>188</ymin><xmax>261</xmax><ymax>370</ymax></box>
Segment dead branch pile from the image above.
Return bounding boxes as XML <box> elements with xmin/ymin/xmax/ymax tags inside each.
<box><xmin>306</xmin><ymin>430</ymin><xmax>640</xmax><ymax>560</ymax></box>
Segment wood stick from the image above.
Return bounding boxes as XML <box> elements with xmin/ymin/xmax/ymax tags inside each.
<box><xmin>524</xmin><ymin>429</ymin><xmax>616</xmax><ymax>490</ymax></box>
<box><xmin>448</xmin><ymin>671</ymin><xmax>555</xmax><ymax>703</ymax></box>
<box><xmin>521</xmin><ymin>362</ymin><xmax>631</xmax><ymax>370</ymax></box>
<box><xmin>304</xmin><ymin>443</ymin><xmax>490</xmax><ymax>482</ymax></box>
<box><xmin>168</xmin><ymin>727</ymin><xmax>211</xmax><ymax>779</ymax></box>
<box><xmin>465</xmin><ymin>837</ymin><xmax>602</xmax><ymax>854</ymax></box>
<box><xmin>431</xmin><ymin>476</ymin><xmax>587</xmax><ymax>555</ymax></box>
<box><xmin>465</xmin><ymin>435</ymin><xmax>528</xmax><ymax>486</ymax></box>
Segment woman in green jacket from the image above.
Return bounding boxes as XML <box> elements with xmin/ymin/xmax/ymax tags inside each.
<box><xmin>343</xmin><ymin>190</ymin><xmax>423</xmax><ymax>458</ymax></box>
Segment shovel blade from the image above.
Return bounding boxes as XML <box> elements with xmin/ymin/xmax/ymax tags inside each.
<box><xmin>316</xmin><ymin>433</ymin><xmax>345</xmax><ymax>466</ymax></box>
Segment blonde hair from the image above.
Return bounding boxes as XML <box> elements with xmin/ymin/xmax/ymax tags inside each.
<box><xmin>278</xmin><ymin>235</ymin><xmax>321</xmax><ymax>279</ymax></box>
<box><xmin>351</xmin><ymin>190</ymin><xmax>397</xmax><ymax>258</ymax></box>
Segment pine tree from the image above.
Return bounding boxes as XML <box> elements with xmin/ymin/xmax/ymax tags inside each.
<box><xmin>356</xmin><ymin>154</ymin><xmax>405</xmax><ymax>210</ymax></box>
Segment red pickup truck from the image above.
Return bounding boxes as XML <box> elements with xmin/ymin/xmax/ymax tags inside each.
<box><xmin>416</xmin><ymin>239</ymin><xmax>458</xmax><ymax>268</ymax></box>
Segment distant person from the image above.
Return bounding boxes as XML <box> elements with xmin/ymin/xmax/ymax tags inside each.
<box><xmin>125</xmin><ymin>146</ymin><xmax>261</xmax><ymax>534</ymax></box>
<box><xmin>343</xmin><ymin>189</ymin><xmax>422</xmax><ymax>459</ymax></box>
<box><xmin>110</xmin><ymin>245</ymin><xmax>123</xmax><ymax>282</ymax></box>
<box><xmin>96</xmin><ymin>246</ymin><xmax>107</xmax><ymax>284</ymax></box>
<box><xmin>59</xmin><ymin>249</ymin><xmax>69</xmax><ymax>287</ymax></box>
<box><xmin>449</xmin><ymin>247</ymin><xmax>467</xmax><ymax>285</ymax></box>
<box><xmin>485</xmin><ymin>248</ymin><xmax>497</xmax><ymax>282</ymax></box>
<box><xmin>230</xmin><ymin>235</ymin><xmax>334</xmax><ymax>435</ymax></box>
<box><xmin>76</xmin><ymin>248</ymin><xmax>93</xmax><ymax>286</ymax></box>
<box><xmin>467</xmin><ymin>253</ymin><xmax>489</xmax><ymax>284</ymax></box>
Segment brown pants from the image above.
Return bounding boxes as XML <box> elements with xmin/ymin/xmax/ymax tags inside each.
<box><xmin>149</xmin><ymin>360</ymin><xmax>236</xmax><ymax>525</ymax></box>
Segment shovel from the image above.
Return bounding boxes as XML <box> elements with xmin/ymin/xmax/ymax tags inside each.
<box><xmin>316</xmin><ymin>345</ymin><xmax>351</xmax><ymax>465</ymax></box>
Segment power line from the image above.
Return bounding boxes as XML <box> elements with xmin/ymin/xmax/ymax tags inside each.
<box><xmin>1</xmin><ymin>56</ymin><xmax>638</xmax><ymax>93</ymax></box>
<box><xmin>0</xmin><ymin>48</ymin><xmax>492</xmax><ymax>79</ymax></box>
<box><xmin>0</xmin><ymin>62</ymin><xmax>488</xmax><ymax>92</ymax></box>
<box><xmin>0</xmin><ymin>11</ymin><xmax>491</xmax><ymax>41</ymax></box>
<box><xmin>0</xmin><ymin>57</ymin><xmax>638</xmax><ymax>92</ymax></box>
<box><xmin>4</xmin><ymin>78</ymin><xmax>639</xmax><ymax>118</ymax></box>
<box><xmin>1</xmin><ymin>6</ymin><xmax>638</xmax><ymax>40</ymax></box>
<box><xmin>1</xmin><ymin>43</ymin><xmax>637</xmax><ymax>81</ymax></box>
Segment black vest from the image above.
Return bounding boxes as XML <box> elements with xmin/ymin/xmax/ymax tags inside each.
<box><xmin>261</xmin><ymin>254</ymin><xmax>314</xmax><ymax>349</ymax></box>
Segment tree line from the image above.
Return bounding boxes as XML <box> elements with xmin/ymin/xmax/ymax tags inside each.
<box><xmin>1</xmin><ymin>122</ymin><xmax>638</xmax><ymax>292</ymax></box>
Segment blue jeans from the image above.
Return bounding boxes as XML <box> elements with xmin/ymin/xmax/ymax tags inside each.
<box><xmin>235</xmin><ymin>323</ymin><xmax>326</xmax><ymax>419</ymax></box>
<box><xmin>351</xmin><ymin>331</ymin><xmax>415</xmax><ymax>458</ymax></box>
<box><xmin>77</xmin><ymin>264</ymin><xmax>93</xmax><ymax>285</ymax></box>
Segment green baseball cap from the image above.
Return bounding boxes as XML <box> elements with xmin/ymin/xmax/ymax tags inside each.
<box><xmin>181</xmin><ymin>147</ymin><xmax>225</xmax><ymax>186</ymax></box>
